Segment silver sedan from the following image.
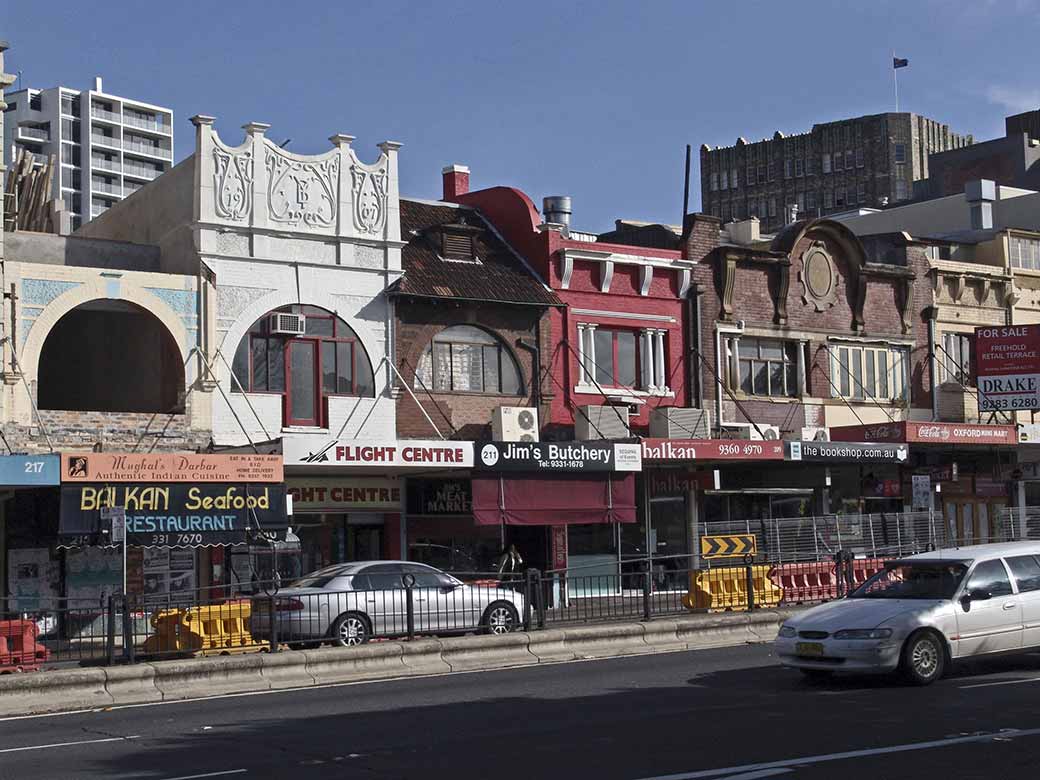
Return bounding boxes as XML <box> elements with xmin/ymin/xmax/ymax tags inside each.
<box><xmin>775</xmin><ymin>543</ymin><xmax>1040</xmax><ymax>685</ymax></box>
<box><xmin>251</xmin><ymin>560</ymin><xmax>526</xmax><ymax>647</ymax></box>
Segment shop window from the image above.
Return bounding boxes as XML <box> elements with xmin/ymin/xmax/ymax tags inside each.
<box><xmin>414</xmin><ymin>325</ymin><xmax>522</xmax><ymax>395</ymax></box>
<box><xmin>231</xmin><ymin>304</ymin><xmax>374</xmax><ymax>428</ymax></box>
<box><xmin>38</xmin><ymin>300</ymin><xmax>183</xmax><ymax>413</ymax></box>
<box><xmin>726</xmin><ymin>337</ymin><xmax>798</xmax><ymax>398</ymax></box>
<box><xmin>1010</xmin><ymin>236</ymin><xmax>1040</xmax><ymax>270</ymax></box>
<box><xmin>941</xmin><ymin>332</ymin><xmax>973</xmax><ymax>385</ymax></box>
<box><xmin>830</xmin><ymin>344</ymin><xmax>909</xmax><ymax>402</ymax></box>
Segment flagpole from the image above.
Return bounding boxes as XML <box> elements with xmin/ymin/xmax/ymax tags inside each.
<box><xmin>893</xmin><ymin>51</ymin><xmax>900</xmax><ymax>112</ymax></box>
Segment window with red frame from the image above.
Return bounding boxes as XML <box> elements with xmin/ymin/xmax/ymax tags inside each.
<box><xmin>231</xmin><ymin>305</ymin><xmax>374</xmax><ymax>427</ymax></box>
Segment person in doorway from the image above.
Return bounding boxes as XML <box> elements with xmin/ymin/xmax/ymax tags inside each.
<box><xmin>497</xmin><ymin>544</ymin><xmax>524</xmax><ymax>581</ymax></box>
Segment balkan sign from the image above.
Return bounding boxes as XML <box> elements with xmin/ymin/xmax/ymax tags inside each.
<box><xmin>474</xmin><ymin>441</ymin><xmax>642</xmax><ymax>472</ymax></box>
<box><xmin>283</xmin><ymin>439</ymin><xmax>474</xmax><ymax>469</ymax></box>
<box><xmin>287</xmin><ymin>478</ymin><xmax>401</xmax><ymax>512</ymax></box>
<box><xmin>829</xmin><ymin>421</ymin><xmax>1017</xmax><ymax>446</ymax></box>
<box><xmin>975</xmin><ymin>325</ymin><xmax>1040</xmax><ymax>412</ymax></box>
<box><xmin>61</xmin><ymin>453</ymin><xmax>283</xmax><ymax>483</ymax></box>
<box><xmin>786</xmin><ymin>441</ymin><xmax>908</xmax><ymax>463</ymax></box>
<box><xmin>700</xmin><ymin>534</ymin><xmax>756</xmax><ymax>559</ymax></box>
<box><xmin>59</xmin><ymin>483</ymin><xmax>289</xmax><ymax>547</ymax></box>
<box><xmin>0</xmin><ymin>454</ymin><xmax>60</xmax><ymax>486</ymax></box>
<box><xmin>641</xmin><ymin>439</ymin><xmax>784</xmax><ymax>461</ymax></box>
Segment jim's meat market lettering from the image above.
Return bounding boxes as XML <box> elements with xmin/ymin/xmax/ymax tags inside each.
<box><xmin>79</xmin><ymin>485</ymin><xmax>271</xmax><ymax>511</ymax></box>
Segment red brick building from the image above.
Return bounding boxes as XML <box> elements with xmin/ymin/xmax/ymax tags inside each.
<box><xmin>445</xmin><ymin>169</ymin><xmax>700</xmax><ymax>439</ymax></box>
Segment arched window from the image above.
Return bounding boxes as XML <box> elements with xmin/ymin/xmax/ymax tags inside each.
<box><xmin>232</xmin><ymin>305</ymin><xmax>374</xmax><ymax>427</ymax></box>
<box><xmin>415</xmin><ymin>325</ymin><xmax>522</xmax><ymax>395</ymax></box>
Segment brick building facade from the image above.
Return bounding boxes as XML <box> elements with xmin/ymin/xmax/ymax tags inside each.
<box><xmin>701</xmin><ymin>113</ymin><xmax>973</xmax><ymax>233</ymax></box>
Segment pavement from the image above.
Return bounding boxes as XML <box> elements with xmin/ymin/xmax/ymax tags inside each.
<box><xmin>3</xmin><ymin>642</ymin><xmax>1040</xmax><ymax>779</ymax></box>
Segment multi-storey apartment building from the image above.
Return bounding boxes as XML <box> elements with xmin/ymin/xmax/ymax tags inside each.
<box><xmin>700</xmin><ymin>112</ymin><xmax>973</xmax><ymax>233</ymax></box>
<box><xmin>3</xmin><ymin>77</ymin><xmax>173</xmax><ymax>229</ymax></box>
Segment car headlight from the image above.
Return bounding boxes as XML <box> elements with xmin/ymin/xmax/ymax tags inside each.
<box><xmin>778</xmin><ymin>625</ymin><xmax>796</xmax><ymax>638</ymax></box>
<box><xmin>833</xmin><ymin>628</ymin><xmax>893</xmax><ymax>640</ymax></box>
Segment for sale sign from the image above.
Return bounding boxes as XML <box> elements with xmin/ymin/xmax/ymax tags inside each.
<box><xmin>975</xmin><ymin>325</ymin><xmax>1040</xmax><ymax>412</ymax></box>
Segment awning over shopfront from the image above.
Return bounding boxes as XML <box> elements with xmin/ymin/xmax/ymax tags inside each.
<box><xmin>59</xmin><ymin>483</ymin><xmax>290</xmax><ymax>548</ymax></box>
<box><xmin>471</xmin><ymin>474</ymin><xmax>636</xmax><ymax>526</ymax></box>
<box><xmin>829</xmin><ymin>421</ymin><xmax>1017</xmax><ymax>446</ymax></box>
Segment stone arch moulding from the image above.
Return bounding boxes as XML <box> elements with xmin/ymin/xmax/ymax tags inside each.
<box><xmin>21</xmin><ymin>286</ymin><xmax>193</xmax><ymax>385</ymax></box>
<box><xmin>215</xmin><ymin>289</ymin><xmax>387</xmax><ymax>396</ymax></box>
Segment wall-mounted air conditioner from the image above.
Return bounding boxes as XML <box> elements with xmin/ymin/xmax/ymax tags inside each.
<box><xmin>801</xmin><ymin>426</ymin><xmax>830</xmax><ymax>442</ymax></box>
<box><xmin>269</xmin><ymin>312</ymin><xmax>306</xmax><ymax>336</ymax></box>
<box><xmin>575</xmin><ymin>405</ymin><xmax>631</xmax><ymax>441</ymax></box>
<box><xmin>720</xmin><ymin>422</ymin><xmax>780</xmax><ymax>440</ymax></box>
<box><xmin>492</xmin><ymin>406</ymin><xmax>540</xmax><ymax>442</ymax></box>
<box><xmin>649</xmin><ymin>407</ymin><xmax>712</xmax><ymax>439</ymax></box>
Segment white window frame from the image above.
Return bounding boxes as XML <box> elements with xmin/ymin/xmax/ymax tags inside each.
<box><xmin>1009</xmin><ymin>235</ymin><xmax>1040</xmax><ymax>270</ymax></box>
<box><xmin>830</xmin><ymin>344</ymin><xmax>910</xmax><ymax>402</ymax></box>
<box><xmin>941</xmin><ymin>332</ymin><xmax>973</xmax><ymax>385</ymax></box>
<box><xmin>576</xmin><ymin>324</ymin><xmax>672</xmax><ymax>396</ymax></box>
<box><xmin>726</xmin><ymin>336</ymin><xmax>800</xmax><ymax>398</ymax></box>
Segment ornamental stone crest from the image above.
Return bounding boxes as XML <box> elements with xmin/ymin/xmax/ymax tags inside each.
<box><xmin>350</xmin><ymin>163</ymin><xmax>388</xmax><ymax>234</ymax></box>
<box><xmin>213</xmin><ymin>148</ymin><xmax>253</xmax><ymax>221</ymax></box>
<box><xmin>798</xmin><ymin>241</ymin><xmax>839</xmax><ymax>312</ymax></box>
<box><xmin>265</xmin><ymin>148</ymin><xmax>339</xmax><ymax>228</ymax></box>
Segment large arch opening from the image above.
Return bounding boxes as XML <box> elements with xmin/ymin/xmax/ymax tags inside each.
<box><xmin>38</xmin><ymin>300</ymin><xmax>184</xmax><ymax>413</ymax></box>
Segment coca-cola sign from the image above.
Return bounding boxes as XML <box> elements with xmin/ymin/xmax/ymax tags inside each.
<box><xmin>830</xmin><ymin>421</ymin><xmax>1016</xmax><ymax>446</ymax></box>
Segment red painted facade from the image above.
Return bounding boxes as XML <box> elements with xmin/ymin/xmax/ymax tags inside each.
<box><xmin>449</xmin><ymin>185</ymin><xmax>694</xmax><ymax>436</ymax></box>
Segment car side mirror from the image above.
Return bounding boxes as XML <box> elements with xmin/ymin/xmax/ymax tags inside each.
<box><xmin>960</xmin><ymin>593</ymin><xmax>972</xmax><ymax>612</ymax></box>
<box><xmin>970</xmin><ymin>588</ymin><xmax>992</xmax><ymax>601</ymax></box>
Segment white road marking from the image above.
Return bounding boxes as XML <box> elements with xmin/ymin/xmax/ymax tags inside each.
<box><xmin>725</xmin><ymin>769</ymin><xmax>791</xmax><ymax>779</ymax></box>
<box><xmin>160</xmin><ymin>772</ymin><xmax>247</xmax><ymax>780</ymax></box>
<box><xmin>634</xmin><ymin>727</ymin><xmax>1040</xmax><ymax>780</ymax></box>
<box><xmin>0</xmin><ymin>735</ymin><xmax>139</xmax><ymax>754</ymax></box>
<box><xmin>959</xmin><ymin>677</ymin><xmax>1040</xmax><ymax>690</ymax></box>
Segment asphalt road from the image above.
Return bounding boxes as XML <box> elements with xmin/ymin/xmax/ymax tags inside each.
<box><xmin>4</xmin><ymin>643</ymin><xmax>1040</xmax><ymax>779</ymax></box>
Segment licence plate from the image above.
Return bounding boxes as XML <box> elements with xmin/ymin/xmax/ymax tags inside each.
<box><xmin>796</xmin><ymin>642</ymin><xmax>824</xmax><ymax>657</ymax></box>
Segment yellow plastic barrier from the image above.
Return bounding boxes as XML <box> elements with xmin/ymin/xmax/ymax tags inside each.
<box><xmin>142</xmin><ymin>600</ymin><xmax>261</xmax><ymax>656</ymax></box>
<box><xmin>681</xmin><ymin>565</ymin><xmax>783</xmax><ymax>612</ymax></box>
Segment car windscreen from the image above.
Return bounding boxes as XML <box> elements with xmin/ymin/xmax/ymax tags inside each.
<box><xmin>848</xmin><ymin>562</ymin><xmax>967</xmax><ymax>600</ymax></box>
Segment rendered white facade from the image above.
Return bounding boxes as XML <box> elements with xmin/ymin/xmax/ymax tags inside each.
<box><xmin>3</xmin><ymin>77</ymin><xmax>173</xmax><ymax>230</ymax></box>
<box><xmin>79</xmin><ymin>116</ymin><xmax>404</xmax><ymax>449</ymax></box>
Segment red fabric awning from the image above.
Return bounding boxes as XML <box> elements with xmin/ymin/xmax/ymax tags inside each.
<box><xmin>471</xmin><ymin>473</ymin><xmax>636</xmax><ymax>526</ymax></box>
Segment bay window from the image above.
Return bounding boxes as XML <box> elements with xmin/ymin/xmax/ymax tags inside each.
<box><xmin>830</xmin><ymin>344</ymin><xmax>909</xmax><ymax>402</ymax></box>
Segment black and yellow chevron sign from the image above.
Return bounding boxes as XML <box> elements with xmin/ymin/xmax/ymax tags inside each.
<box><xmin>700</xmin><ymin>534</ymin><xmax>756</xmax><ymax>558</ymax></box>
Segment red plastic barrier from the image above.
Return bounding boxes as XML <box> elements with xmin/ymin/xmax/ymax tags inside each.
<box><xmin>770</xmin><ymin>558</ymin><xmax>892</xmax><ymax>605</ymax></box>
<box><xmin>0</xmin><ymin>619</ymin><xmax>49</xmax><ymax>673</ymax></box>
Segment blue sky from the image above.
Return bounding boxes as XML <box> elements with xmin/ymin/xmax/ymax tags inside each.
<box><xmin>6</xmin><ymin>0</ymin><xmax>1039</xmax><ymax>232</ymax></box>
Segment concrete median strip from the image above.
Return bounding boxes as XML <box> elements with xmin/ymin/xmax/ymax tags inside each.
<box><xmin>0</xmin><ymin>609</ymin><xmax>796</xmax><ymax>715</ymax></box>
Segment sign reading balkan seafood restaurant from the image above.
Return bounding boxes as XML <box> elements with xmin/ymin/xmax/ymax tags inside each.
<box><xmin>61</xmin><ymin>453</ymin><xmax>283</xmax><ymax>483</ymax></box>
<box><xmin>474</xmin><ymin>441</ymin><xmax>642</xmax><ymax>472</ymax></box>
<box><xmin>641</xmin><ymin>439</ymin><xmax>784</xmax><ymax>461</ymax></box>
<box><xmin>59</xmin><ymin>483</ymin><xmax>289</xmax><ymax>547</ymax></box>
<box><xmin>282</xmin><ymin>439</ymin><xmax>474</xmax><ymax>469</ymax></box>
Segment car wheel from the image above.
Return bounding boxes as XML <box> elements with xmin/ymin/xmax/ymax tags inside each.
<box><xmin>900</xmin><ymin>630</ymin><xmax>945</xmax><ymax>685</ymax></box>
<box><xmin>799</xmin><ymin>668</ymin><xmax>833</xmax><ymax>681</ymax></box>
<box><xmin>330</xmin><ymin>612</ymin><xmax>371</xmax><ymax>647</ymax></box>
<box><xmin>481</xmin><ymin>602</ymin><xmax>520</xmax><ymax>635</ymax></box>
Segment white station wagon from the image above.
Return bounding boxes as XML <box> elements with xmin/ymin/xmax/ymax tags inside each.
<box><xmin>775</xmin><ymin>542</ymin><xmax>1040</xmax><ymax>685</ymax></box>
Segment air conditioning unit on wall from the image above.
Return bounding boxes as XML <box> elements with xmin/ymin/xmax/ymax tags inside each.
<box><xmin>649</xmin><ymin>407</ymin><xmax>712</xmax><ymax>439</ymax></box>
<box><xmin>492</xmin><ymin>406</ymin><xmax>539</xmax><ymax>442</ymax></box>
<box><xmin>575</xmin><ymin>405</ymin><xmax>631</xmax><ymax>441</ymax></box>
<box><xmin>801</xmin><ymin>426</ymin><xmax>831</xmax><ymax>442</ymax></box>
<box><xmin>269</xmin><ymin>312</ymin><xmax>306</xmax><ymax>336</ymax></box>
<box><xmin>720</xmin><ymin>422</ymin><xmax>781</xmax><ymax>440</ymax></box>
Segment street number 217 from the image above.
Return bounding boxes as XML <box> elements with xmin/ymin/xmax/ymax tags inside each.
<box><xmin>24</xmin><ymin>461</ymin><xmax>45</xmax><ymax>473</ymax></box>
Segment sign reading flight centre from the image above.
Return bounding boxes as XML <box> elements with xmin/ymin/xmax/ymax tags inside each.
<box><xmin>975</xmin><ymin>325</ymin><xmax>1040</xmax><ymax>412</ymax></box>
<box><xmin>283</xmin><ymin>439</ymin><xmax>474</xmax><ymax>469</ymax></box>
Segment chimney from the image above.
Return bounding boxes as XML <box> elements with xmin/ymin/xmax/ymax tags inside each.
<box><xmin>965</xmin><ymin>179</ymin><xmax>995</xmax><ymax>231</ymax></box>
<box><xmin>93</xmin><ymin>76</ymin><xmax>103</xmax><ymax>92</ymax></box>
<box><xmin>543</xmin><ymin>196</ymin><xmax>572</xmax><ymax>227</ymax></box>
<box><xmin>442</xmin><ymin>164</ymin><xmax>470</xmax><ymax>201</ymax></box>
<box><xmin>682</xmin><ymin>213</ymin><xmax>721</xmax><ymax>260</ymax></box>
<box><xmin>729</xmin><ymin>217</ymin><xmax>760</xmax><ymax>245</ymax></box>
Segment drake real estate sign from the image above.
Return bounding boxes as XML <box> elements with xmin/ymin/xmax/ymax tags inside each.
<box><xmin>975</xmin><ymin>325</ymin><xmax>1040</xmax><ymax>412</ymax></box>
